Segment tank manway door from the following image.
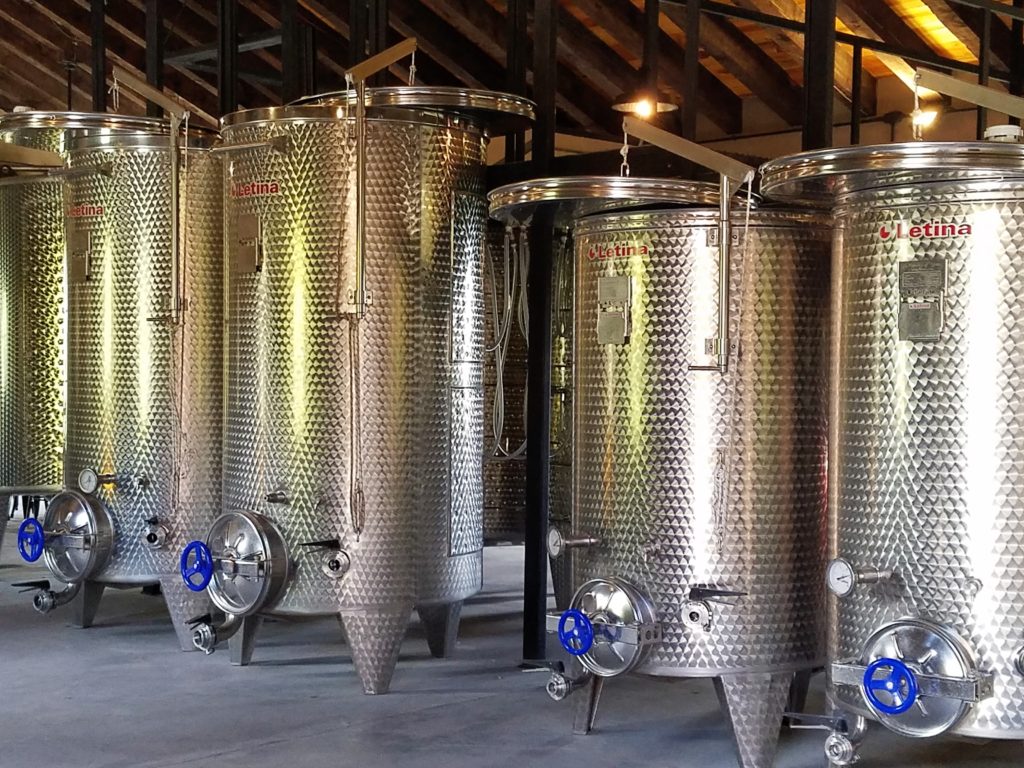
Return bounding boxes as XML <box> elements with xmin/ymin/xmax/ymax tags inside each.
<box><xmin>17</xmin><ymin>491</ymin><xmax>114</xmax><ymax>583</ymax></box>
<box><xmin>832</xmin><ymin>618</ymin><xmax>993</xmax><ymax>738</ymax></box>
<box><xmin>898</xmin><ymin>259</ymin><xmax>946</xmax><ymax>342</ymax></box>
<box><xmin>545</xmin><ymin>578</ymin><xmax>660</xmax><ymax>677</ymax></box>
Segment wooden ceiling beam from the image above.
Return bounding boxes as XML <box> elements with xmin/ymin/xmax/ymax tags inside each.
<box><xmin>660</xmin><ymin>4</ymin><xmax>802</xmax><ymax>125</ymax></box>
<box><xmin>0</xmin><ymin>32</ymin><xmax>93</xmax><ymax>113</ymax></box>
<box><xmin>920</xmin><ymin>1</ymin><xmax>1013</xmax><ymax>70</ymax></box>
<box><xmin>389</xmin><ymin>0</ymin><xmax>496</xmax><ymax>90</ymax></box>
<box><xmin>562</xmin><ymin>0</ymin><xmax>742</xmax><ymax>133</ymax></box>
<box><xmin>0</xmin><ymin>47</ymin><xmax>66</xmax><ymax>111</ymax></box>
<box><xmin>730</xmin><ymin>0</ymin><xmax>877</xmax><ymax>115</ymax></box>
<box><xmin>839</xmin><ymin>0</ymin><xmax>941</xmax><ymax>59</ymax></box>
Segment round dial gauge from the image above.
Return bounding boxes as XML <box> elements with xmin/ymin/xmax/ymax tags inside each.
<box><xmin>547</xmin><ymin>527</ymin><xmax>565</xmax><ymax>558</ymax></box>
<box><xmin>827</xmin><ymin>558</ymin><xmax>857</xmax><ymax>597</ymax></box>
<box><xmin>78</xmin><ymin>468</ymin><xmax>100</xmax><ymax>495</ymax></box>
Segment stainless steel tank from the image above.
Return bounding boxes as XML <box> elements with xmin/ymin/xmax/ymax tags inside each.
<box><xmin>0</xmin><ymin>113</ymin><xmax>163</xmax><ymax>554</ymax></box>
<box><xmin>183</xmin><ymin>87</ymin><xmax>533</xmax><ymax>694</ymax></box>
<box><xmin>492</xmin><ymin>177</ymin><xmax>831</xmax><ymax>768</ymax></box>
<box><xmin>15</xmin><ymin>124</ymin><xmax>223</xmax><ymax>651</ymax></box>
<box><xmin>483</xmin><ymin>222</ymin><xmax>527</xmax><ymax>544</ymax></box>
<box><xmin>761</xmin><ymin>139</ymin><xmax>1024</xmax><ymax>765</ymax></box>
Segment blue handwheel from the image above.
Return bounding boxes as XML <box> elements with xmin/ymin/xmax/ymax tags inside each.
<box><xmin>864</xmin><ymin>657</ymin><xmax>918</xmax><ymax>716</ymax></box>
<box><xmin>17</xmin><ymin>518</ymin><xmax>45</xmax><ymax>562</ymax></box>
<box><xmin>180</xmin><ymin>540</ymin><xmax>214</xmax><ymax>592</ymax></box>
<box><xmin>558</xmin><ymin>608</ymin><xmax>595</xmax><ymax>656</ymax></box>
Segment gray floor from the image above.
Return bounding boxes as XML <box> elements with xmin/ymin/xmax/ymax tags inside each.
<box><xmin>0</xmin><ymin>522</ymin><xmax>1019</xmax><ymax>768</ymax></box>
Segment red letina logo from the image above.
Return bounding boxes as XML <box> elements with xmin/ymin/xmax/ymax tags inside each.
<box><xmin>878</xmin><ymin>221</ymin><xmax>972</xmax><ymax>240</ymax></box>
<box><xmin>230</xmin><ymin>180</ymin><xmax>280</xmax><ymax>198</ymax></box>
<box><xmin>587</xmin><ymin>242</ymin><xmax>650</xmax><ymax>261</ymax></box>
<box><xmin>69</xmin><ymin>203</ymin><xmax>103</xmax><ymax>218</ymax></box>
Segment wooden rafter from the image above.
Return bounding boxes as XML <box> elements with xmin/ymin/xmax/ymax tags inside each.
<box><xmin>919</xmin><ymin>0</ymin><xmax>1013</xmax><ymax>69</ymax></box>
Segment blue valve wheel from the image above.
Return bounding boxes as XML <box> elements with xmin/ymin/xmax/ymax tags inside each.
<box><xmin>17</xmin><ymin>518</ymin><xmax>45</xmax><ymax>562</ymax></box>
<box><xmin>180</xmin><ymin>540</ymin><xmax>214</xmax><ymax>592</ymax></box>
<box><xmin>864</xmin><ymin>657</ymin><xmax>918</xmax><ymax>716</ymax></box>
<box><xmin>558</xmin><ymin>609</ymin><xmax>595</xmax><ymax>656</ymax></box>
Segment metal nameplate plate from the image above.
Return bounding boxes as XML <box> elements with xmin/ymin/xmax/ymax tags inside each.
<box><xmin>898</xmin><ymin>259</ymin><xmax>946</xmax><ymax>342</ymax></box>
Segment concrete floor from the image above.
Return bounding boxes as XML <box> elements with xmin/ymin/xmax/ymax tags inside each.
<box><xmin>0</xmin><ymin>521</ymin><xmax>1019</xmax><ymax>768</ymax></box>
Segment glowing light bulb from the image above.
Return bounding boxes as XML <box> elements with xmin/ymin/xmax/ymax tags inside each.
<box><xmin>634</xmin><ymin>99</ymin><xmax>654</xmax><ymax>119</ymax></box>
<box><xmin>911</xmin><ymin>108</ymin><xmax>938</xmax><ymax>128</ymax></box>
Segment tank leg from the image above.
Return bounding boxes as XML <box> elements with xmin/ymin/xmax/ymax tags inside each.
<box><xmin>71</xmin><ymin>580</ymin><xmax>105</xmax><ymax>628</ymax></box>
<box><xmin>784</xmin><ymin>668</ymin><xmax>815</xmax><ymax>727</ymax></box>
<box><xmin>159</xmin><ymin>577</ymin><xmax>211</xmax><ymax>652</ymax></box>
<box><xmin>416</xmin><ymin>600</ymin><xmax>463</xmax><ymax>659</ymax></box>
<box><xmin>572</xmin><ymin>675</ymin><xmax>605</xmax><ymax>735</ymax></box>
<box><xmin>228</xmin><ymin>615</ymin><xmax>263</xmax><ymax>666</ymax></box>
<box><xmin>339</xmin><ymin>606</ymin><xmax>411</xmax><ymax>695</ymax></box>
<box><xmin>713</xmin><ymin>671</ymin><xmax>794</xmax><ymax>768</ymax></box>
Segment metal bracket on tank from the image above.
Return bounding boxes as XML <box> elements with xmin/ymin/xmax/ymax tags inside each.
<box><xmin>832</xmin><ymin>661</ymin><xmax>993</xmax><ymax>704</ymax></box>
<box><xmin>621</xmin><ymin>117</ymin><xmax>755</xmax><ymax>373</ymax></box>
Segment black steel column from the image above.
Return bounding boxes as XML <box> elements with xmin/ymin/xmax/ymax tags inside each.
<box><xmin>801</xmin><ymin>0</ymin><xmax>836</xmax><ymax>150</ymax></box>
<box><xmin>145</xmin><ymin>0</ymin><xmax>164</xmax><ymax>117</ymax></box>
<box><xmin>91</xmin><ymin>0</ymin><xmax>106</xmax><ymax>112</ymax></box>
<box><xmin>977</xmin><ymin>9</ymin><xmax>991</xmax><ymax>139</ymax></box>
<box><xmin>349</xmin><ymin>0</ymin><xmax>368</xmax><ymax>67</ymax></box>
<box><xmin>1013</xmin><ymin>1</ymin><xmax>1023</xmax><ymax>125</ymax></box>
<box><xmin>523</xmin><ymin>0</ymin><xmax>558</xmax><ymax>664</ymax></box>
<box><xmin>850</xmin><ymin>43</ymin><xmax>862</xmax><ymax>145</ymax></box>
<box><xmin>218</xmin><ymin>0</ymin><xmax>238</xmax><ymax>116</ymax></box>
<box><xmin>505</xmin><ymin>0</ymin><xmax>528</xmax><ymax>163</ymax></box>
<box><xmin>281</xmin><ymin>0</ymin><xmax>304</xmax><ymax>103</ymax></box>
<box><xmin>680</xmin><ymin>0</ymin><xmax>700</xmax><ymax>140</ymax></box>
<box><xmin>368</xmin><ymin>0</ymin><xmax>389</xmax><ymax>86</ymax></box>
<box><xmin>640</xmin><ymin>0</ymin><xmax>661</xmax><ymax>94</ymax></box>
<box><xmin>303</xmin><ymin>26</ymin><xmax>318</xmax><ymax>96</ymax></box>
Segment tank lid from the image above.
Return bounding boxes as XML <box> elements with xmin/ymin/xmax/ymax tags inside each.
<box><xmin>760</xmin><ymin>141</ymin><xmax>1024</xmax><ymax>202</ymax></box>
<box><xmin>291</xmin><ymin>86</ymin><xmax>535</xmax><ymax>131</ymax></box>
<box><xmin>488</xmin><ymin>176</ymin><xmax>731</xmax><ymax>225</ymax></box>
<box><xmin>0</xmin><ymin>111</ymin><xmax>169</xmax><ymax>134</ymax></box>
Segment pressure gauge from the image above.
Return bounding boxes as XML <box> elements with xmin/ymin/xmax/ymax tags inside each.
<box><xmin>78</xmin><ymin>468</ymin><xmax>100</xmax><ymax>494</ymax></box>
<box><xmin>547</xmin><ymin>527</ymin><xmax>565</xmax><ymax>558</ymax></box>
<box><xmin>827</xmin><ymin>558</ymin><xmax>857</xmax><ymax>598</ymax></box>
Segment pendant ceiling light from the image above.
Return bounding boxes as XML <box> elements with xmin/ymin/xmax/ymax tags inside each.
<box><xmin>612</xmin><ymin>0</ymin><xmax>677</xmax><ymax>117</ymax></box>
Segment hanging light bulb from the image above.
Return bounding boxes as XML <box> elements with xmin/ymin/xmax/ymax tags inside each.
<box><xmin>611</xmin><ymin>0</ymin><xmax>677</xmax><ymax>119</ymax></box>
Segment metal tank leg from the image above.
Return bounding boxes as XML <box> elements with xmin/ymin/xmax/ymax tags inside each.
<box><xmin>713</xmin><ymin>672</ymin><xmax>794</xmax><ymax>768</ymax></box>
<box><xmin>784</xmin><ymin>668</ymin><xmax>815</xmax><ymax>727</ymax></box>
<box><xmin>228</xmin><ymin>615</ymin><xmax>263</xmax><ymax>666</ymax></box>
<box><xmin>159</xmin><ymin>577</ymin><xmax>211</xmax><ymax>652</ymax></box>
<box><xmin>71</xmin><ymin>580</ymin><xmax>105</xmax><ymax>628</ymax></box>
<box><xmin>416</xmin><ymin>600</ymin><xmax>463</xmax><ymax>659</ymax></box>
<box><xmin>339</xmin><ymin>606</ymin><xmax>411</xmax><ymax>695</ymax></box>
<box><xmin>572</xmin><ymin>675</ymin><xmax>605</xmax><ymax>735</ymax></box>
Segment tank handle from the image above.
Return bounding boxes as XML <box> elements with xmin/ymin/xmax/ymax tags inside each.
<box><xmin>622</xmin><ymin>117</ymin><xmax>755</xmax><ymax>372</ymax></box>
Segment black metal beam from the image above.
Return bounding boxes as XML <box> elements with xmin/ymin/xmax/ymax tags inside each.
<box><xmin>218</xmin><ymin>0</ymin><xmax>238</xmax><ymax>116</ymax></box>
<box><xmin>368</xmin><ymin>1</ymin><xmax>388</xmax><ymax>86</ymax></box>
<box><xmin>281</xmin><ymin>0</ymin><xmax>305</xmax><ymax>102</ymax></box>
<box><xmin>190</xmin><ymin>63</ymin><xmax>281</xmax><ymax>86</ymax></box>
<box><xmin>167</xmin><ymin>32</ymin><xmax>282</xmax><ymax>66</ymax></box>
<box><xmin>145</xmin><ymin>0</ymin><xmax>164</xmax><ymax>117</ymax></box>
<box><xmin>680</xmin><ymin>0</ymin><xmax>700</xmax><ymax>140</ymax></box>
<box><xmin>91</xmin><ymin>0</ymin><xmax>106</xmax><ymax>111</ymax></box>
<box><xmin>523</xmin><ymin>0</ymin><xmax>558</xmax><ymax>665</ymax></box>
<box><xmin>850</xmin><ymin>44</ymin><xmax>863</xmax><ymax>145</ymax></box>
<box><xmin>349</xmin><ymin>0</ymin><xmax>368</xmax><ymax>67</ymax></box>
<box><xmin>640</xmin><ymin>0</ymin><xmax>661</xmax><ymax>94</ymax></box>
<box><xmin>1013</xmin><ymin>0</ymin><xmax>1023</xmax><ymax>127</ymax></box>
<box><xmin>802</xmin><ymin>0</ymin><xmax>836</xmax><ymax>150</ymax></box>
<box><xmin>950</xmin><ymin>0</ymin><xmax>1024</xmax><ymax>23</ymax></box>
<box><xmin>505</xmin><ymin>0</ymin><xmax>528</xmax><ymax>163</ymax></box>
<box><xmin>977</xmin><ymin>8</ymin><xmax>990</xmax><ymax>139</ymax></box>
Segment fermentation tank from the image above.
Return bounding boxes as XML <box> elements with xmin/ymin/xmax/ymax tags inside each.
<box><xmin>15</xmin><ymin>124</ymin><xmax>223</xmax><ymax>651</ymax></box>
<box><xmin>182</xmin><ymin>88</ymin><xmax>533</xmax><ymax>694</ymax></box>
<box><xmin>761</xmin><ymin>137</ymin><xmax>1024</xmax><ymax>765</ymax></box>
<box><xmin>0</xmin><ymin>113</ymin><xmax>162</xmax><ymax>554</ymax></box>
<box><xmin>491</xmin><ymin>177</ymin><xmax>831</xmax><ymax>768</ymax></box>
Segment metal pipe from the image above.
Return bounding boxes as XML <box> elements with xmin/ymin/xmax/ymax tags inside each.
<box><xmin>169</xmin><ymin>113</ymin><xmax>182</xmax><ymax>324</ymax></box>
<box><xmin>32</xmin><ymin>582</ymin><xmax>82</xmax><ymax>615</ymax></box>
<box><xmin>191</xmin><ymin>611</ymin><xmax>244</xmax><ymax>653</ymax></box>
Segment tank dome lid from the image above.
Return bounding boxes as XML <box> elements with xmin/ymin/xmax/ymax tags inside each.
<box><xmin>760</xmin><ymin>141</ymin><xmax>1024</xmax><ymax>203</ymax></box>
<box><xmin>488</xmin><ymin>176</ymin><xmax>739</xmax><ymax>225</ymax></box>
<box><xmin>0</xmin><ymin>111</ymin><xmax>168</xmax><ymax>134</ymax></box>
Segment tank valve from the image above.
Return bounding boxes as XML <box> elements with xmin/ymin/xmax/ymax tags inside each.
<box><xmin>682</xmin><ymin>600</ymin><xmax>713</xmax><ymax>632</ymax></box>
<box><xmin>142</xmin><ymin>518</ymin><xmax>169</xmax><ymax>550</ymax></box>
<box><xmin>192</xmin><ymin>622</ymin><xmax>218</xmax><ymax>655</ymax></box>
<box><xmin>546</xmin><ymin>670</ymin><xmax>591</xmax><ymax>702</ymax></box>
<box><xmin>824</xmin><ymin>734</ymin><xmax>859</xmax><ymax>767</ymax></box>
<box><xmin>827</xmin><ymin>558</ymin><xmax>893</xmax><ymax>598</ymax></box>
<box><xmin>546</xmin><ymin>527</ymin><xmax>600</xmax><ymax>558</ymax></box>
<box><xmin>265</xmin><ymin>490</ymin><xmax>289</xmax><ymax>505</ymax></box>
<box><xmin>322</xmin><ymin>550</ymin><xmax>351</xmax><ymax>579</ymax></box>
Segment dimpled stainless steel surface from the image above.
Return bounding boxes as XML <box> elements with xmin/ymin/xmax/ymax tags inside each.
<box><xmin>483</xmin><ymin>223</ymin><xmax>527</xmax><ymax>543</ymax></box>
<box><xmin>826</xmin><ymin>180</ymin><xmax>1024</xmax><ymax>739</ymax></box>
<box><xmin>64</xmin><ymin>137</ymin><xmax>222</xmax><ymax>601</ymax></box>
<box><xmin>221</xmin><ymin>111</ymin><xmax>486</xmax><ymax>631</ymax></box>
<box><xmin>571</xmin><ymin>208</ymin><xmax>830</xmax><ymax>676</ymax></box>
